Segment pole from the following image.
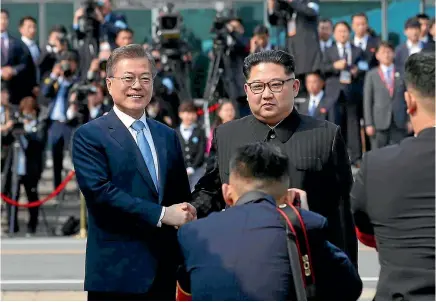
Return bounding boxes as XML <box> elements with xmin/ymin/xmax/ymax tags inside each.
<box><xmin>381</xmin><ymin>0</ymin><xmax>388</xmax><ymax>41</ymax></box>
<box><xmin>8</xmin><ymin>141</ymin><xmax>20</xmax><ymax>236</ymax></box>
<box><xmin>419</xmin><ymin>0</ymin><xmax>426</xmax><ymax>13</ymax></box>
<box><xmin>77</xmin><ymin>191</ymin><xmax>87</xmax><ymax>239</ymax></box>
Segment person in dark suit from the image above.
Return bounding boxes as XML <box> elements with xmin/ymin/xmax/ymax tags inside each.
<box><xmin>175</xmin><ymin>102</ymin><xmax>206</xmax><ymax>191</ymax></box>
<box><xmin>178</xmin><ymin>142</ymin><xmax>362</xmax><ymax>301</ymax></box>
<box><xmin>423</xmin><ymin>17</ymin><xmax>435</xmax><ymax>52</ymax></box>
<box><xmin>249</xmin><ymin>25</ymin><xmax>275</xmax><ymax>54</ymax></box>
<box><xmin>318</xmin><ymin>18</ymin><xmax>333</xmax><ymax>55</ymax></box>
<box><xmin>298</xmin><ymin>71</ymin><xmax>335</xmax><ymax>122</ymax></box>
<box><xmin>72</xmin><ymin>44</ymin><xmax>197</xmax><ymax>301</ymax></box>
<box><xmin>395</xmin><ymin>18</ymin><xmax>425</xmax><ymax>76</ymax></box>
<box><xmin>267</xmin><ymin>0</ymin><xmax>323</xmax><ymax>97</ymax></box>
<box><xmin>192</xmin><ymin>50</ymin><xmax>358</xmax><ymax>266</ymax></box>
<box><xmin>363</xmin><ymin>41</ymin><xmax>409</xmax><ymax>148</ymax></box>
<box><xmin>352</xmin><ymin>13</ymin><xmax>380</xmax><ymax>70</ymax></box>
<box><xmin>1</xmin><ymin>9</ymin><xmax>31</xmax><ymax>106</ymax></box>
<box><xmin>322</xmin><ymin>21</ymin><xmax>366</xmax><ymax>166</ymax></box>
<box><xmin>416</xmin><ymin>13</ymin><xmax>432</xmax><ymax>45</ymax></box>
<box><xmin>351</xmin><ymin>52</ymin><xmax>435</xmax><ymax>301</ymax></box>
<box><xmin>3</xmin><ymin>96</ymin><xmax>45</xmax><ymax>236</ymax></box>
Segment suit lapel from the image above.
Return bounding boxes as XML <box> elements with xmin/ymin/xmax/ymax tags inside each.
<box><xmin>106</xmin><ymin>110</ymin><xmax>158</xmax><ymax>197</ymax></box>
<box><xmin>147</xmin><ymin>119</ymin><xmax>167</xmax><ymax>203</ymax></box>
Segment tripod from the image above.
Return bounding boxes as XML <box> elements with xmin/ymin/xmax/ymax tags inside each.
<box><xmin>165</xmin><ymin>58</ymin><xmax>192</xmax><ymax>101</ymax></box>
<box><xmin>203</xmin><ymin>41</ymin><xmax>230</xmax><ymax>103</ymax></box>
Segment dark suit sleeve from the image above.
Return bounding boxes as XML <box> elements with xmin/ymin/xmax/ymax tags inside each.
<box><xmin>322</xmin><ymin>49</ymin><xmax>339</xmax><ymax>77</ymax></box>
<box><xmin>192</xmin><ymin>129</ymin><xmax>206</xmax><ymax>169</ymax></box>
<box><xmin>41</xmin><ymin>76</ymin><xmax>58</xmax><ymax>98</ymax></box>
<box><xmin>330</xmin><ymin>126</ymin><xmax>358</xmax><ymax>266</ymax></box>
<box><xmin>289</xmin><ymin>0</ymin><xmax>319</xmax><ymax>19</ymax></box>
<box><xmin>11</xmin><ymin>40</ymin><xmax>28</xmax><ymax>75</ymax></box>
<box><xmin>72</xmin><ymin>125</ymin><xmax>163</xmax><ymax>227</ymax></box>
<box><xmin>172</xmin><ymin>130</ymin><xmax>192</xmax><ymax>203</ymax></box>
<box><xmin>310</xmin><ymin>218</ymin><xmax>363</xmax><ymax>300</ymax></box>
<box><xmin>350</xmin><ymin>154</ymin><xmax>376</xmax><ymax>248</ymax></box>
<box><xmin>191</xmin><ymin>127</ymin><xmax>226</xmax><ymax>218</ymax></box>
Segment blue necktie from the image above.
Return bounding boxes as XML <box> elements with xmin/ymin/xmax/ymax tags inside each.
<box><xmin>131</xmin><ymin>120</ymin><xmax>158</xmax><ymax>191</ymax></box>
<box><xmin>308</xmin><ymin>98</ymin><xmax>316</xmax><ymax>116</ymax></box>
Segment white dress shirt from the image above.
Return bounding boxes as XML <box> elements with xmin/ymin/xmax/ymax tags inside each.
<box><xmin>380</xmin><ymin>64</ymin><xmax>394</xmax><ymax>87</ymax></box>
<box><xmin>320</xmin><ymin>38</ymin><xmax>333</xmax><ymax>52</ymax></box>
<box><xmin>180</xmin><ymin>123</ymin><xmax>195</xmax><ymax>142</ymax></box>
<box><xmin>336</xmin><ymin>42</ymin><xmax>352</xmax><ymax>65</ymax></box>
<box><xmin>354</xmin><ymin>34</ymin><xmax>369</xmax><ymax>51</ymax></box>
<box><xmin>113</xmin><ymin>105</ymin><xmax>165</xmax><ymax>226</ymax></box>
<box><xmin>407</xmin><ymin>40</ymin><xmax>422</xmax><ymax>55</ymax></box>
<box><xmin>309</xmin><ymin>90</ymin><xmax>324</xmax><ymax>110</ymax></box>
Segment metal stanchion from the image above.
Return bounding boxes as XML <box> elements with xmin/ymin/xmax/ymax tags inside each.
<box><xmin>8</xmin><ymin>140</ymin><xmax>20</xmax><ymax>236</ymax></box>
<box><xmin>76</xmin><ymin>191</ymin><xmax>87</xmax><ymax>239</ymax></box>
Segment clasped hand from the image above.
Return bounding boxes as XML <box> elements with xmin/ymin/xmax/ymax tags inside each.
<box><xmin>161</xmin><ymin>202</ymin><xmax>197</xmax><ymax>227</ymax></box>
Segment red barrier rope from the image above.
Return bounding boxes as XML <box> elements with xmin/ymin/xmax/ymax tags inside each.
<box><xmin>1</xmin><ymin>170</ymin><xmax>76</xmax><ymax>208</ymax></box>
<box><xmin>197</xmin><ymin>103</ymin><xmax>221</xmax><ymax>116</ymax></box>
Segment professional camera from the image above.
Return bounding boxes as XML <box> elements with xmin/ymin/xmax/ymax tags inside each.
<box><xmin>77</xmin><ymin>0</ymin><xmax>101</xmax><ymax>39</ymax></box>
<box><xmin>70</xmin><ymin>83</ymin><xmax>97</xmax><ymax>105</ymax></box>
<box><xmin>210</xmin><ymin>3</ymin><xmax>236</xmax><ymax>49</ymax></box>
<box><xmin>155</xmin><ymin>3</ymin><xmax>183</xmax><ymax>55</ymax></box>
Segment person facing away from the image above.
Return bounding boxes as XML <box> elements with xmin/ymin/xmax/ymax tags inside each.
<box><xmin>72</xmin><ymin>44</ymin><xmax>197</xmax><ymax>301</ymax></box>
<box><xmin>351</xmin><ymin>52</ymin><xmax>435</xmax><ymax>300</ymax></box>
<box><xmin>177</xmin><ymin>142</ymin><xmax>362</xmax><ymax>301</ymax></box>
<box><xmin>191</xmin><ymin>49</ymin><xmax>358</xmax><ymax>267</ymax></box>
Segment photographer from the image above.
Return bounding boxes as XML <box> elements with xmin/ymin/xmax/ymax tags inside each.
<box><xmin>267</xmin><ymin>0</ymin><xmax>322</xmax><ymax>95</ymax></box>
<box><xmin>41</xmin><ymin>51</ymin><xmax>79</xmax><ymax>193</ymax></box>
<box><xmin>73</xmin><ymin>0</ymin><xmax>127</xmax><ymax>49</ymax></box>
<box><xmin>209</xmin><ymin>15</ymin><xmax>250</xmax><ymax>117</ymax></box>
<box><xmin>2</xmin><ymin>96</ymin><xmax>45</xmax><ymax>236</ymax></box>
<box><xmin>38</xmin><ymin>25</ymin><xmax>69</xmax><ymax>80</ymax></box>
<box><xmin>66</xmin><ymin>83</ymin><xmax>110</xmax><ymax>125</ymax></box>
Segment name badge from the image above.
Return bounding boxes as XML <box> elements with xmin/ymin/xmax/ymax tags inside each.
<box><xmin>357</xmin><ymin>60</ymin><xmax>369</xmax><ymax>71</ymax></box>
<box><xmin>340</xmin><ymin>70</ymin><xmax>352</xmax><ymax>84</ymax></box>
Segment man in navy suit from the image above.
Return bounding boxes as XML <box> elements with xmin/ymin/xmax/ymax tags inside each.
<box><xmin>72</xmin><ymin>44</ymin><xmax>196</xmax><ymax>301</ymax></box>
<box><xmin>177</xmin><ymin>142</ymin><xmax>362</xmax><ymax>301</ymax></box>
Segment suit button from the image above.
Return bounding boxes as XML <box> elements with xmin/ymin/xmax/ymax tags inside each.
<box><xmin>270</xmin><ymin>133</ymin><xmax>276</xmax><ymax>139</ymax></box>
<box><xmin>185</xmin><ymin>147</ymin><xmax>190</xmax><ymax>152</ymax></box>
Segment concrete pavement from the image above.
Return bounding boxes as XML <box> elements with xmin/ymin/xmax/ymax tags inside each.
<box><xmin>1</xmin><ymin>238</ymin><xmax>379</xmax><ymax>300</ymax></box>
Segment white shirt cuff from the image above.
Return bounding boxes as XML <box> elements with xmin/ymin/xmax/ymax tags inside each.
<box><xmin>157</xmin><ymin>207</ymin><xmax>166</xmax><ymax>227</ymax></box>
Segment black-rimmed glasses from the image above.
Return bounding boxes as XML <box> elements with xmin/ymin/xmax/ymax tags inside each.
<box><xmin>246</xmin><ymin>77</ymin><xmax>295</xmax><ymax>94</ymax></box>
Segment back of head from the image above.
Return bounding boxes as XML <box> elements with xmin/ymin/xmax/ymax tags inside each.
<box><xmin>404</xmin><ymin>52</ymin><xmax>435</xmax><ymax>120</ymax></box>
<box><xmin>227</xmin><ymin>142</ymin><xmax>289</xmax><ymax>203</ymax></box>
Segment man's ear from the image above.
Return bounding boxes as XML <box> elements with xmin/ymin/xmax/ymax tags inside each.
<box><xmin>244</xmin><ymin>83</ymin><xmax>249</xmax><ymax>95</ymax></box>
<box><xmin>405</xmin><ymin>90</ymin><xmax>417</xmax><ymax>115</ymax></box>
<box><xmin>106</xmin><ymin>78</ymin><xmax>112</xmax><ymax>94</ymax></box>
<box><xmin>293</xmin><ymin>79</ymin><xmax>300</xmax><ymax>97</ymax></box>
<box><xmin>222</xmin><ymin>183</ymin><xmax>235</xmax><ymax>207</ymax></box>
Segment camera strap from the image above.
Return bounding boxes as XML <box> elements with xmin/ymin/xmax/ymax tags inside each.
<box><xmin>277</xmin><ymin>202</ymin><xmax>316</xmax><ymax>300</ymax></box>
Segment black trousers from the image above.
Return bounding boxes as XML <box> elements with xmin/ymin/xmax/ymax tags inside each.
<box><xmin>372</xmin><ymin>123</ymin><xmax>406</xmax><ymax>149</ymax></box>
<box><xmin>88</xmin><ymin>267</ymin><xmax>177</xmax><ymax>301</ymax></box>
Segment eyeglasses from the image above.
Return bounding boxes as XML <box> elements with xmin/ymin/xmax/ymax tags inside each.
<box><xmin>246</xmin><ymin>78</ymin><xmax>295</xmax><ymax>94</ymax></box>
<box><xmin>108</xmin><ymin>75</ymin><xmax>152</xmax><ymax>87</ymax></box>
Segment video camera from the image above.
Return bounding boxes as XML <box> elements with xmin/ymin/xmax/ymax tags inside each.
<box><xmin>155</xmin><ymin>3</ymin><xmax>183</xmax><ymax>57</ymax></box>
<box><xmin>78</xmin><ymin>0</ymin><xmax>102</xmax><ymax>39</ymax></box>
<box><xmin>70</xmin><ymin>83</ymin><xmax>98</xmax><ymax>105</ymax></box>
<box><xmin>210</xmin><ymin>2</ymin><xmax>236</xmax><ymax>49</ymax></box>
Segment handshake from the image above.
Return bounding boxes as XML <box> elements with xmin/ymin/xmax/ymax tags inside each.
<box><xmin>161</xmin><ymin>202</ymin><xmax>197</xmax><ymax>227</ymax></box>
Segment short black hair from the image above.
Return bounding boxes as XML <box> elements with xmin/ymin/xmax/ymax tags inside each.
<box><xmin>178</xmin><ymin>101</ymin><xmax>197</xmax><ymax>113</ymax></box>
<box><xmin>117</xmin><ymin>28</ymin><xmax>134</xmax><ymax>36</ymax></box>
<box><xmin>352</xmin><ymin>13</ymin><xmax>368</xmax><ymax>22</ymax></box>
<box><xmin>253</xmin><ymin>24</ymin><xmax>269</xmax><ymax>36</ymax></box>
<box><xmin>405</xmin><ymin>52</ymin><xmax>435</xmax><ymax>103</ymax></box>
<box><xmin>333</xmin><ymin>21</ymin><xmax>351</xmax><ymax>32</ymax></box>
<box><xmin>416</xmin><ymin>13</ymin><xmax>430</xmax><ymax>20</ymax></box>
<box><xmin>306</xmin><ymin>70</ymin><xmax>324</xmax><ymax>81</ymax></box>
<box><xmin>376</xmin><ymin>41</ymin><xmax>395</xmax><ymax>52</ymax></box>
<box><xmin>319</xmin><ymin>18</ymin><xmax>333</xmax><ymax>25</ymax></box>
<box><xmin>19</xmin><ymin>16</ymin><xmax>37</xmax><ymax>27</ymax></box>
<box><xmin>243</xmin><ymin>50</ymin><xmax>295</xmax><ymax>79</ymax></box>
<box><xmin>1</xmin><ymin>9</ymin><xmax>9</xmax><ymax>17</ymax></box>
<box><xmin>405</xmin><ymin>17</ymin><xmax>421</xmax><ymax>30</ymax></box>
<box><xmin>229</xmin><ymin>142</ymin><xmax>289</xmax><ymax>184</ymax></box>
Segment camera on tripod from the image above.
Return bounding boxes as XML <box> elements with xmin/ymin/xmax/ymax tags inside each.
<box><xmin>210</xmin><ymin>2</ymin><xmax>236</xmax><ymax>50</ymax></box>
<box><xmin>155</xmin><ymin>3</ymin><xmax>183</xmax><ymax>57</ymax></box>
<box><xmin>78</xmin><ymin>0</ymin><xmax>102</xmax><ymax>38</ymax></box>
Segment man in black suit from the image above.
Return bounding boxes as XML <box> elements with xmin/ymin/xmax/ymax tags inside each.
<box><xmin>192</xmin><ymin>50</ymin><xmax>357</xmax><ymax>266</ymax></box>
<box><xmin>1</xmin><ymin>9</ymin><xmax>31</xmax><ymax>106</ymax></box>
<box><xmin>351</xmin><ymin>52</ymin><xmax>435</xmax><ymax>301</ymax></box>
<box><xmin>322</xmin><ymin>21</ymin><xmax>366</xmax><ymax>166</ymax></box>
<box><xmin>352</xmin><ymin>13</ymin><xmax>380</xmax><ymax>70</ymax></box>
<box><xmin>267</xmin><ymin>0</ymin><xmax>322</xmax><ymax>97</ymax></box>
<box><xmin>395</xmin><ymin>18</ymin><xmax>424</xmax><ymax>77</ymax></box>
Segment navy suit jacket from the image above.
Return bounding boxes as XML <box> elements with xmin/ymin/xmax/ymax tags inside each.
<box><xmin>178</xmin><ymin>192</ymin><xmax>362</xmax><ymax>301</ymax></box>
<box><xmin>72</xmin><ymin>109</ymin><xmax>191</xmax><ymax>293</ymax></box>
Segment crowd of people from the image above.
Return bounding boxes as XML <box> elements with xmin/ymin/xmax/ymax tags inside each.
<box><xmin>0</xmin><ymin>1</ymin><xmax>435</xmax><ymax>300</ymax></box>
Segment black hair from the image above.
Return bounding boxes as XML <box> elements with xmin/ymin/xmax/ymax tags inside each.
<box><xmin>319</xmin><ymin>18</ymin><xmax>333</xmax><ymax>25</ymax></box>
<box><xmin>1</xmin><ymin>9</ymin><xmax>9</xmax><ymax>17</ymax></box>
<box><xmin>253</xmin><ymin>24</ymin><xmax>269</xmax><ymax>36</ymax></box>
<box><xmin>405</xmin><ymin>52</ymin><xmax>435</xmax><ymax>102</ymax></box>
<box><xmin>376</xmin><ymin>41</ymin><xmax>395</xmax><ymax>52</ymax></box>
<box><xmin>416</xmin><ymin>13</ymin><xmax>430</xmax><ymax>20</ymax></box>
<box><xmin>229</xmin><ymin>142</ymin><xmax>289</xmax><ymax>184</ymax></box>
<box><xmin>19</xmin><ymin>16</ymin><xmax>37</xmax><ymax>27</ymax></box>
<box><xmin>351</xmin><ymin>13</ymin><xmax>368</xmax><ymax>22</ymax></box>
<box><xmin>243</xmin><ymin>50</ymin><xmax>295</xmax><ymax>79</ymax></box>
<box><xmin>405</xmin><ymin>17</ymin><xmax>421</xmax><ymax>30</ymax></box>
<box><xmin>333</xmin><ymin>21</ymin><xmax>351</xmax><ymax>32</ymax></box>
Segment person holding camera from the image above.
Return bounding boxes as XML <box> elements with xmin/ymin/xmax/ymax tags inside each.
<box><xmin>41</xmin><ymin>51</ymin><xmax>79</xmax><ymax>194</ymax></box>
<box><xmin>2</xmin><ymin>96</ymin><xmax>45</xmax><ymax>236</ymax></box>
<box><xmin>73</xmin><ymin>0</ymin><xmax>127</xmax><ymax>50</ymax></box>
<box><xmin>38</xmin><ymin>25</ymin><xmax>69</xmax><ymax>80</ymax></box>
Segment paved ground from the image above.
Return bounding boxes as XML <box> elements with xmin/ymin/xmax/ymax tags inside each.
<box><xmin>0</xmin><ymin>238</ymin><xmax>379</xmax><ymax>300</ymax></box>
